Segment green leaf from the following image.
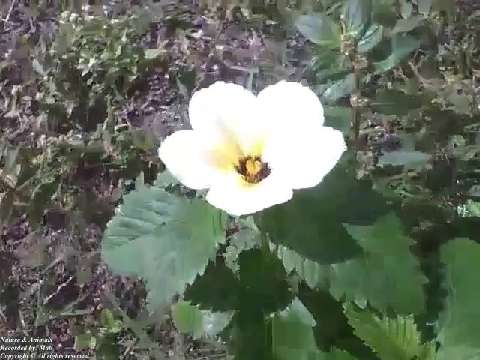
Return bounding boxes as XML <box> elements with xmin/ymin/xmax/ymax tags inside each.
<box><xmin>271</xmin><ymin>243</ymin><xmax>330</xmax><ymax>289</ymax></box>
<box><xmin>331</xmin><ymin>213</ymin><xmax>427</xmax><ymax>314</ymax></box>
<box><xmin>321</xmin><ymin>73</ymin><xmax>355</xmax><ymax>103</ymax></box>
<box><xmin>371</xmin><ymin>89</ymin><xmax>423</xmax><ymax>115</ymax></box>
<box><xmin>102</xmin><ymin>185</ymin><xmax>227</xmax><ymax>311</ymax></box>
<box><xmin>437</xmin><ymin>238</ymin><xmax>480</xmax><ymax>360</ymax></box>
<box><xmin>324</xmin><ymin>106</ymin><xmax>352</xmax><ymax>134</ymax></box>
<box><xmin>374</xmin><ymin>35</ymin><xmax>420</xmax><ymax>73</ymax></box>
<box><xmin>257</xmin><ymin>163</ymin><xmax>388</xmax><ymax>265</ymax></box>
<box><xmin>357</xmin><ymin>24</ymin><xmax>384</xmax><ymax>53</ymax></box>
<box><xmin>344</xmin><ymin>304</ymin><xmax>436</xmax><ymax>360</ymax></box>
<box><xmin>272</xmin><ymin>298</ymin><xmax>318</xmax><ymax>359</ymax></box>
<box><xmin>231</xmin><ymin>309</ymin><xmax>271</xmax><ymax>360</ymax></box>
<box><xmin>378</xmin><ymin>151</ymin><xmax>431</xmax><ymax>169</ymax></box>
<box><xmin>343</xmin><ymin>0</ymin><xmax>372</xmax><ymax>39</ymax></box>
<box><xmin>238</xmin><ymin>249</ymin><xmax>293</xmax><ymax>314</ymax></box>
<box><xmin>373</xmin><ymin>0</ymin><xmax>398</xmax><ymax>26</ymax></box>
<box><xmin>272</xmin><ymin>298</ymin><xmax>358</xmax><ymax>360</ymax></box>
<box><xmin>391</xmin><ymin>15</ymin><xmax>425</xmax><ymax>34</ymax></box>
<box><xmin>296</xmin><ymin>14</ymin><xmax>342</xmax><ymax>48</ymax></box>
<box><xmin>185</xmin><ymin>258</ymin><xmax>241</xmax><ymax>311</ymax></box>
<box><xmin>172</xmin><ymin>301</ymin><xmax>233</xmax><ymax>339</ymax></box>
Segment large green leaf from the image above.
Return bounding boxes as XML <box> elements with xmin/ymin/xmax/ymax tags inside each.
<box><xmin>271</xmin><ymin>243</ymin><xmax>330</xmax><ymax>289</ymax></box>
<box><xmin>295</xmin><ymin>14</ymin><xmax>341</xmax><ymax>48</ymax></box>
<box><xmin>343</xmin><ymin>0</ymin><xmax>372</xmax><ymax>39</ymax></box>
<box><xmin>185</xmin><ymin>258</ymin><xmax>242</xmax><ymax>311</ymax></box>
<box><xmin>344</xmin><ymin>304</ymin><xmax>436</xmax><ymax>360</ymax></box>
<box><xmin>437</xmin><ymin>238</ymin><xmax>480</xmax><ymax>360</ymax></box>
<box><xmin>330</xmin><ymin>213</ymin><xmax>427</xmax><ymax>314</ymax></box>
<box><xmin>102</xmin><ymin>185</ymin><xmax>227</xmax><ymax>310</ymax></box>
<box><xmin>272</xmin><ymin>298</ymin><xmax>358</xmax><ymax>360</ymax></box>
<box><xmin>172</xmin><ymin>301</ymin><xmax>233</xmax><ymax>339</ymax></box>
<box><xmin>256</xmin><ymin>162</ymin><xmax>388</xmax><ymax>265</ymax></box>
<box><xmin>238</xmin><ymin>249</ymin><xmax>293</xmax><ymax>314</ymax></box>
<box><xmin>374</xmin><ymin>34</ymin><xmax>420</xmax><ymax>73</ymax></box>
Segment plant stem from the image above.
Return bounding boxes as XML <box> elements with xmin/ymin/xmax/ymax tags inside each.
<box><xmin>349</xmin><ymin>49</ymin><xmax>363</xmax><ymax>154</ymax></box>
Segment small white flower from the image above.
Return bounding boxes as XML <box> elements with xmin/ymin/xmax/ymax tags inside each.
<box><xmin>159</xmin><ymin>81</ymin><xmax>346</xmax><ymax>216</ymax></box>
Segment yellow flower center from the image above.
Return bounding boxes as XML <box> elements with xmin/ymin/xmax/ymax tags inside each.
<box><xmin>235</xmin><ymin>156</ymin><xmax>271</xmax><ymax>184</ymax></box>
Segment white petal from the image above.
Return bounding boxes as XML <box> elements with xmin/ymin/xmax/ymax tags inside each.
<box><xmin>206</xmin><ymin>172</ymin><xmax>293</xmax><ymax>216</ymax></box>
<box><xmin>263</xmin><ymin>125</ymin><xmax>346</xmax><ymax>190</ymax></box>
<box><xmin>257</xmin><ymin>81</ymin><xmax>325</xmax><ymax>130</ymax></box>
<box><xmin>158</xmin><ymin>130</ymin><xmax>218</xmax><ymax>190</ymax></box>
<box><xmin>188</xmin><ymin>82</ymin><xmax>264</xmax><ymax>154</ymax></box>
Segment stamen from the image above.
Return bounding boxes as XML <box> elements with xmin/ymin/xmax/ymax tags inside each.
<box><xmin>235</xmin><ymin>156</ymin><xmax>271</xmax><ymax>184</ymax></box>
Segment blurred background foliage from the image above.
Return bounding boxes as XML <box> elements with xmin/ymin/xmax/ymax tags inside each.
<box><xmin>2</xmin><ymin>0</ymin><xmax>480</xmax><ymax>358</ymax></box>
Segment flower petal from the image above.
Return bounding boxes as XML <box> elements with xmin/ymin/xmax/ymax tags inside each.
<box><xmin>263</xmin><ymin>125</ymin><xmax>346</xmax><ymax>190</ymax></box>
<box><xmin>158</xmin><ymin>130</ymin><xmax>218</xmax><ymax>190</ymax></box>
<box><xmin>257</xmin><ymin>81</ymin><xmax>325</xmax><ymax>130</ymax></box>
<box><xmin>188</xmin><ymin>82</ymin><xmax>264</xmax><ymax>155</ymax></box>
<box><xmin>206</xmin><ymin>173</ymin><xmax>293</xmax><ymax>216</ymax></box>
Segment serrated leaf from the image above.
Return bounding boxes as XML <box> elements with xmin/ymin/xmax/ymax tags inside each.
<box><xmin>330</xmin><ymin>213</ymin><xmax>427</xmax><ymax>314</ymax></box>
<box><xmin>437</xmin><ymin>238</ymin><xmax>480</xmax><ymax>360</ymax></box>
<box><xmin>374</xmin><ymin>35</ymin><xmax>420</xmax><ymax>73</ymax></box>
<box><xmin>344</xmin><ymin>304</ymin><xmax>436</xmax><ymax>360</ymax></box>
<box><xmin>272</xmin><ymin>298</ymin><xmax>358</xmax><ymax>360</ymax></box>
<box><xmin>296</xmin><ymin>14</ymin><xmax>341</xmax><ymax>48</ymax></box>
<box><xmin>357</xmin><ymin>24</ymin><xmax>384</xmax><ymax>53</ymax></box>
<box><xmin>343</xmin><ymin>0</ymin><xmax>372</xmax><ymax>39</ymax></box>
<box><xmin>271</xmin><ymin>243</ymin><xmax>330</xmax><ymax>289</ymax></box>
<box><xmin>172</xmin><ymin>301</ymin><xmax>233</xmax><ymax>339</ymax></box>
<box><xmin>102</xmin><ymin>185</ymin><xmax>227</xmax><ymax>311</ymax></box>
<box><xmin>257</xmin><ymin>163</ymin><xmax>388</xmax><ymax>265</ymax></box>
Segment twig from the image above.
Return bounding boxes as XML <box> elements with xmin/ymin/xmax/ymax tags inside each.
<box><xmin>1</xmin><ymin>0</ymin><xmax>17</xmax><ymax>23</ymax></box>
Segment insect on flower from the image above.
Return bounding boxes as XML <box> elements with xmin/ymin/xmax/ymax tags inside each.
<box><xmin>158</xmin><ymin>81</ymin><xmax>347</xmax><ymax>216</ymax></box>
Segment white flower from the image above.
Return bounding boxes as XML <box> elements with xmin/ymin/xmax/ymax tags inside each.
<box><xmin>158</xmin><ymin>81</ymin><xmax>346</xmax><ymax>216</ymax></box>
